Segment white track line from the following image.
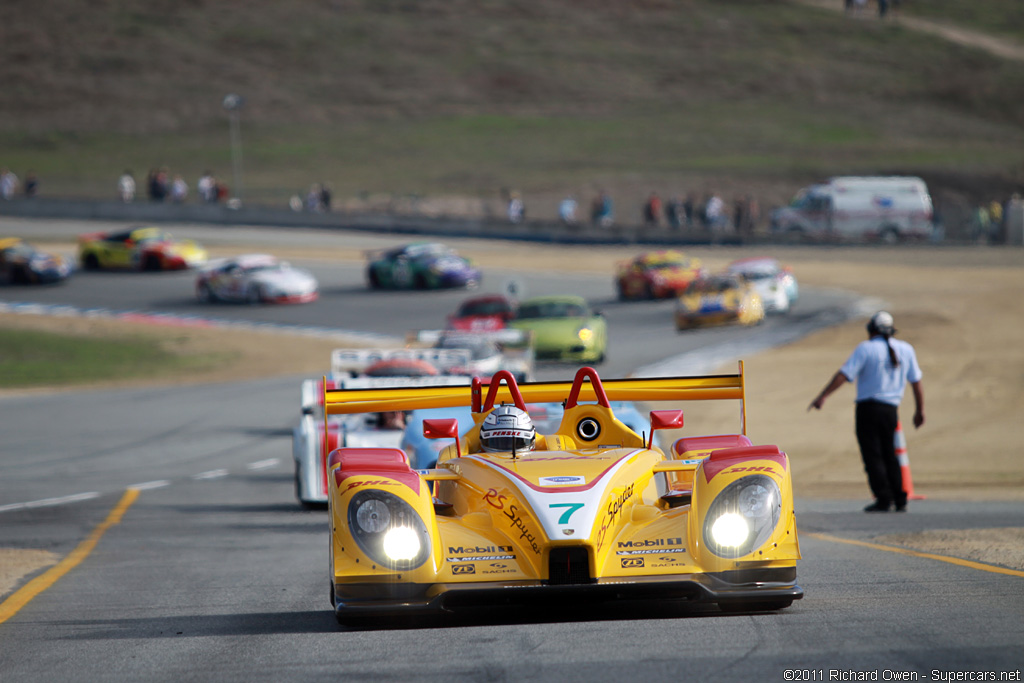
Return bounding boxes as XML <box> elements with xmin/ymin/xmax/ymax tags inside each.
<box><xmin>192</xmin><ymin>469</ymin><xmax>229</xmax><ymax>480</ymax></box>
<box><xmin>0</xmin><ymin>492</ymin><xmax>100</xmax><ymax>513</ymax></box>
<box><xmin>128</xmin><ymin>480</ymin><xmax>171</xmax><ymax>491</ymax></box>
<box><xmin>246</xmin><ymin>458</ymin><xmax>279</xmax><ymax>470</ymax></box>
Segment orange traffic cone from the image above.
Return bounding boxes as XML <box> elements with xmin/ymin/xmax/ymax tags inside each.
<box><xmin>895</xmin><ymin>420</ymin><xmax>925</xmax><ymax>500</ymax></box>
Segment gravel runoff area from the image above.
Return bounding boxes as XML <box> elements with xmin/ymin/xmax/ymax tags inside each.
<box><xmin>2</xmin><ymin>237</ymin><xmax>1023</xmax><ymax>588</ymax></box>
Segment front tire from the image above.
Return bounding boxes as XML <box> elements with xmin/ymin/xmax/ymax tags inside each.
<box><xmin>197</xmin><ymin>282</ymin><xmax>214</xmax><ymax>303</ymax></box>
<box><xmin>247</xmin><ymin>286</ymin><xmax>263</xmax><ymax>305</ymax></box>
<box><xmin>83</xmin><ymin>253</ymin><xmax>100</xmax><ymax>271</ymax></box>
<box><xmin>143</xmin><ymin>254</ymin><xmax>162</xmax><ymax>271</ymax></box>
<box><xmin>879</xmin><ymin>226</ymin><xmax>900</xmax><ymax>244</ymax></box>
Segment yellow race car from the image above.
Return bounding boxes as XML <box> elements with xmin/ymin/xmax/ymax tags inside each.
<box><xmin>78</xmin><ymin>226</ymin><xmax>207</xmax><ymax>271</ymax></box>
<box><xmin>675</xmin><ymin>273</ymin><xmax>765</xmax><ymax>330</ymax></box>
<box><xmin>323</xmin><ymin>364</ymin><xmax>801</xmax><ymax>624</ymax></box>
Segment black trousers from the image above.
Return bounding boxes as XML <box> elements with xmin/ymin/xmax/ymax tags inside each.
<box><xmin>855</xmin><ymin>400</ymin><xmax>905</xmax><ymax>507</ymax></box>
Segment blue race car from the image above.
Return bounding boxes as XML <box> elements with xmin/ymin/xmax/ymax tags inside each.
<box><xmin>366</xmin><ymin>242</ymin><xmax>481</xmax><ymax>290</ymax></box>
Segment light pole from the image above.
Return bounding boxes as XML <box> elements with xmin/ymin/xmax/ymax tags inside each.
<box><xmin>222</xmin><ymin>93</ymin><xmax>245</xmax><ymax>206</ymax></box>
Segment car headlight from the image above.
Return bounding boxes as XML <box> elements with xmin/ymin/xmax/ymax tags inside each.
<box><xmin>702</xmin><ymin>475</ymin><xmax>781</xmax><ymax>558</ymax></box>
<box><xmin>347</xmin><ymin>489</ymin><xmax>431</xmax><ymax>568</ymax></box>
<box><xmin>577</xmin><ymin>327</ymin><xmax>594</xmax><ymax>342</ymax></box>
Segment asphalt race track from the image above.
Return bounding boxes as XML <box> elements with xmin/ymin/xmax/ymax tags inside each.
<box><xmin>1</xmin><ymin>222</ymin><xmax>1022</xmax><ymax>682</ymax></box>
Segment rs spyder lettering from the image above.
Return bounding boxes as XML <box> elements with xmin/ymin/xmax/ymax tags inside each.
<box><xmin>504</xmin><ymin>504</ymin><xmax>542</xmax><ymax>555</ymax></box>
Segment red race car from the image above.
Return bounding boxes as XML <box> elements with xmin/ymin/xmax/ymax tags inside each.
<box><xmin>446</xmin><ymin>294</ymin><xmax>517</xmax><ymax>331</ymax></box>
<box><xmin>615</xmin><ymin>250</ymin><xmax>705</xmax><ymax>300</ymax></box>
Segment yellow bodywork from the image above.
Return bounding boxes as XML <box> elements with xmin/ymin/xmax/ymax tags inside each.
<box><xmin>324</xmin><ymin>364</ymin><xmax>801</xmax><ymax>620</ymax></box>
<box><xmin>675</xmin><ymin>277</ymin><xmax>765</xmax><ymax>330</ymax></box>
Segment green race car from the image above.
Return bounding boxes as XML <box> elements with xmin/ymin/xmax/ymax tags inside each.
<box><xmin>366</xmin><ymin>242</ymin><xmax>481</xmax><ymax>290</ymax></box>
<box><xmin>509</xmin><ymin>295</ymin><xmax>607</xmax><ymax>363</ymax></box>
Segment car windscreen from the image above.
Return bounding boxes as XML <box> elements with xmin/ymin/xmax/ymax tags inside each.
<box><xmin>517</xmin><ymin>302</ymin><xmax>588</xmax><ymax>319</ymax></box>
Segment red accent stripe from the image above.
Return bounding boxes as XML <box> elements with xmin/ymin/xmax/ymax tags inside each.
<box><xmin>331</xmin><ymin>448</ymin><xmax>422</xmax><ymax>495</ymax></box>
<box><xmin>702</xmin><ymin>445</ymin><xmax>787</xmax><ymax>483</ymax></box>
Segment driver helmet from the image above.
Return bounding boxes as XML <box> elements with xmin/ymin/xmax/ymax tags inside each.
<box><xmin>480</xmin><ymin>405</ymin><xmax>536</xmax><ymax>453</ymax></box>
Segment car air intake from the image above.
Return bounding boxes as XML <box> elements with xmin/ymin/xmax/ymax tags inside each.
<box><xmin>548</xmin><ymin>547</ymin><xmax>593</xmax><ymax>585</ymax></box>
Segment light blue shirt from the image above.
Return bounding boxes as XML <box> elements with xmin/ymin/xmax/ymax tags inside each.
<box><xmin>840</xmin><ymin>336</ymin><xmax>922</xmax><ymax>406</ymax></box>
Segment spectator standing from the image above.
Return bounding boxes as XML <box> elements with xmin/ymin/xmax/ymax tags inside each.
<box><xmin>808</xmin><ymin>311</ymin><xmax>925</xmax><ymax>512</ymax></box>
<box><xmin>1</xmin><ymin>168</ymin><xmax>19</xmax><ymax>200</ymax></box>
<box><xmin>704</xmin><ymin>193</ymin><xmax>725</xmax><ymax>230</ymax></box>
<box><xmin>23</xmin><ymin>171</ymin><xmax>38</xmax><ymax>198</ymax></box>
<box><xmin>732</xmin><ymin>195</ymin><xmax>746</xmax><ymax>234</ymax></box>
<box><xmin>973</xmin><ymin>204</ymin><xmax>991</xmax><ymax>243</ymax></box>
<box><xmin>665</xmin><ymin>196</ymin><xmax>682</xmax><ymax>230</ymax></box>
<box><xmin>682</xmin><ymin>193</ymin><xmax>695</xmax><ymax>227</ymax></box>
<box><xmin>507</xmin><ymin>192</ymin><xmax>525</xmax><ymax>224</ymax></box>
<box><xmin>559</xmin><ymin>195</ymin><xmax>578</xmax><ymax>225</ymax></box>
<box><xmin>642</xmin><ymin>192</ymin><xmax>662</xmax><ymax>227</ymax></box>
<box><xmin>989</xmin><ymin>199</ymin><xmax>1003</xmax><ymax>240</ymax></box>
<box><xmin>197</xmin><ymin>171</ymin><xmax>216</xmax><ymax>202</ymax></box>
<box><xmin>170</xmin><ymin>174</ymin><xmax>188</xmax><ymax>203</ymax></box>
<box><xmin>147</xmin><ymin>168</ymin><xmax>168</xmax><ymax>202</ymax></box>
<box><xmin>591</xmin><ymin>191</ymin><xmax>613</xmax><ymax>227</ymax></box>
<box><xmin>319</xmin><ymin>183</ymin><xmax>332</xmax><ymax>211</ymax></box>
<box><xmin>306</xmin><ymin>183</ymin><xmax>323</xmax><ymax>212</ymax></box>
<box><xmin>118</xmin><ymin>170</ymin><xmax>136</xmax><ymax>202</ymax></box>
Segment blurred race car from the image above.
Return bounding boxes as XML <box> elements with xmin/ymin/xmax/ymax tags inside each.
<box><xmin>195</xmin><ymin>254</ymin><xmax>318</xmax><ymax>304</ymax></box>
<box><xmin>616</xmin><ymin>250</ymin><xmax>704</xmax><ymax>300</ymax></box>
<box><xmin>446</xmin><ymin>294</ymin><xmax>517</xmax><ymax>331</ymax></box>
<box><xmin>408</xmin><ymin>328</ymin><xmax>535</xmax><ymax>382</ymax></box>
<box><xmin>323</xmin><ymin>364</ymin><xmax>802</xmax><ymax>623</ymax></box>
<box><xmin>0</xmin><ymin>238</ymin><xmax>72</xmax><ymax>284</ymax></box>
<box><xmin>726</xmin><ymin>257</ymin><xmax>797</xmax><ymax>314</ymax></box>
<box><xmin>293</xmin><ymin>348</ymin><xmax>473</xmax><ymax>506</ymax></box>
<box><xmin>508</xmin><ymin>295</ymin><xmax>607</xmax><ymax>363</ymax></box>
<box><xmin>675</xmin><ymin>274</ymin><xmax>764</xmax><ymax>330</ymax></box>
<box><xmin>78</xmin><ymin>226</ymin><xmax>207</xmax><ymax>271</ymax></box>
<box><xmin>366</xmin><ymin>242</ymin><xmax>480</xmax><ymax>290</ymax></box>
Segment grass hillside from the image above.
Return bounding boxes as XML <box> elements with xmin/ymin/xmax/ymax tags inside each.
<box><xmin>1</xmin><ymin>0</ymin><xmax>1022</xmax><ymax>220</ymax></box>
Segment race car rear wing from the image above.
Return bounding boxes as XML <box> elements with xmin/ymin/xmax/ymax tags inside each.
<box><xmin>323</xmin><ymin>362</ymin><xmax>748</xmax><ymax>435</ymax></box>
<box><xmin>407</xmin><ymin>328</ymin><xmax>533</xmax><ymax>348</ymax></box>
<box><xmin>330</xmin><ymin>347</ymin><xmax>473</xmax><ymax>376</ymax></box>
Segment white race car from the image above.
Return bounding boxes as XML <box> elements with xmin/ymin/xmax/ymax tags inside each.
<box><xmin>292</xmin><ymin>349</ymin><xmax>472</xmax><ymax>507</ymax></box>
<box><xmin>196</xmin><ymin>254</ymin><xmax>318</xmax><ymax>304</ymax></box>
<box><xmin>725</xmin><ymin>257</ymin><xmax>797</xmax><ymax>314</ymax></box>
<box><xmin>408</xmin><ymin>328</ymin><xmax>535</xmax><ymax>382</ymax></box>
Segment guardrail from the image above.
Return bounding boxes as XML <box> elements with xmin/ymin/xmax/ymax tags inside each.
<box><xmin>3</xmin><ymin>196</ymin><xmax>1019</xmax><ymax>246</ymax></box>
<box><xmin>0</xmin><ymin>197</ymin><xmax>769</xmax><ymax>246</ymax></box>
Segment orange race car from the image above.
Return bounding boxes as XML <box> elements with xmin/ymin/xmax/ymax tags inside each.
<box><xmin>615</xmin><ymin>250</ymin><xmax>705</xmax><ymax>300</ymax></box>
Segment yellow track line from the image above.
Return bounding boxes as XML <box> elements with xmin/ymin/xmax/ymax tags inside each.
<box><xmin>810</xmin><ymin>532</ymin><xmax>1024</xmax><ymax>578</ymax></box>
<box><xmin>0</xmin><ymin>488</ymin><xmax>140</xmax><ymax>625</ymax></box>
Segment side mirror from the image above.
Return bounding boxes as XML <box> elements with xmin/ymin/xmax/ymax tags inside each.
<box><xmin>648</xmin><ymin>410</ymin><xmax>684</xmax><ymax>449</ymax></box>
<box><xmin>423</xmin><ymin>418</ymin><xmax>460</xmax><ymax>456</ymax></box>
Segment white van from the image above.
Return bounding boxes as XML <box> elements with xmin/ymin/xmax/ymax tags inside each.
<box><xmin>770</xmin><ymin>176</ymin><xmax>934</xmax><ymax>242</ymax></box>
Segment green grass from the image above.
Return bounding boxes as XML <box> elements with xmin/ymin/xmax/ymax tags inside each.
<box><xmin>0</xmin><ymin>328</ymin><xmax>231</xmax><ymax>388</ymax></box>
<box><xmin>0</xmin><ymin>0</ymin><xmax>1022</xmax><ymax>209</ymax></box>
<box><xmin>904</xmin><ymin>0</ymin><xmax>1024</xmax><ymax>43</ymax></box>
